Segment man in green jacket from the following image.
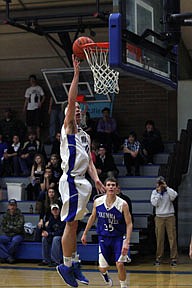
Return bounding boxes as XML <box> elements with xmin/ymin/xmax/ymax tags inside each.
<box><xmin>0</xmin><ymin>199</ymin><xmax>25</xmax><ymax>264</ymax></box>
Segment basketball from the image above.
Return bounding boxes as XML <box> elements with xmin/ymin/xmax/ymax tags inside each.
<box><xmin>72</xmin><ymin>36</ymin><xmax>94</xmax><ymax>60</ymax></box>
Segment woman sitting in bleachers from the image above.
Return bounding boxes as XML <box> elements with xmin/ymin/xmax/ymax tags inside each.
<box><xmin>26</xmin><ymin>153</ymin><xmax>46</xmax><ymax>200</ymax></box>
<box><xmin>46</xmin><ymin>153</ymin><xmax>62</xmax><ymax>187</ymax></box>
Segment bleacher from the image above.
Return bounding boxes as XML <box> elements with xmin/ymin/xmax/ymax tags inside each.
<box><xmin>0</xmin><ymin>152</ymin><xmax>165</xmax><ymax>261</ymax></box>
<box><xmin>1</xmin><ymin>121</ymin><xmax>191</xmax><ymax>262</ymax></box>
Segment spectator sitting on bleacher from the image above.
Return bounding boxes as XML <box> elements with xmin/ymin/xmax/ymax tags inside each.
<box><xmin>140</xmin><ymin>120</ymin><xmax>164</xmax><ymax>164</ymax></box>
<box><xmin>26</xmin><ymin>153</ymin><xmax>46</xmax><ymax>200</ymax></box>
<box><xmin>36</xmin><ymin>166</ymin><xmax>59</xmax><ymax>202</ymax></box>
<box><xmin>19</xmin><ymin>132</ymin><xmax>41</xmax><ymax>176</ymax></box>
<box><xmin>0</xmin><ymin>199</ymin><xmax>25</xmax><ymax>264</ymax></box>
<box><xmin>2</xmin><ymin>135</ymin><xmax>22</xmax><ymax>177</ymax></box>
<box><xmin>95</xmin><ymin>144</ymin><xmax>119</xmax><ymax>183</ymax></box>
<box><xmin>39</xmin><ymin>203</ymin><xmax>65</xmax><ymax>267</ymax></box>
<box><xmin>46</xmin><ymin>154</ymin><xmax>62</xmax><ymax>186</ymax></box>
<box><xmin>123</xmin><ymin>131</ymin><xmax>141</xmax><ymax>176</ymax></box>
<box><xmin>35</xmin><ymin>186</ymin><xmax>62</xmax><ymax>241</ymax></box>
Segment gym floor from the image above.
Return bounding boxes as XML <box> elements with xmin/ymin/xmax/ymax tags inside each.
<box><xmin>0</xmin><ymin>254</ymin><xmax>191</xmax><ymax>287</ymax></box>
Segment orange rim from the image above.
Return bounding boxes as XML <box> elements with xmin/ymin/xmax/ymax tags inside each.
<box><xmin>82</xmin><ymin>42</ymin><xmax>109</xmax><ymax>50</ymax></box>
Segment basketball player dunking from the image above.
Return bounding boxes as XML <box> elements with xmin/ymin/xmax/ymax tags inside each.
<box><xmin>56</xmin><ymin>55</ymin><xmax>105</xmax><ymax>288</ymax></box>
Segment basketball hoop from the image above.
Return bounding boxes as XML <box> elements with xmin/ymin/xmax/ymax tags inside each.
<box><xmin>82</xmin><ymin>42</ymin><xmax>119</xmax><ymax>95</ymax></box>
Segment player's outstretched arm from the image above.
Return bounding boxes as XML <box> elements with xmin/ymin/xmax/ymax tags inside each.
<box><xmin>87</xmin><ymin>156</ymin><xmax>105</xmax><ymax>194</ymax></box>
<box><xmin>81</xmin><ymin>202</ymin><xmax>97</xmax><ymax>245</ymax></box>
<box><xmin>121</xmin><ymin>202</ymin><xmax>133</xmax><ymax>256</ymax></box>
<box><xmin>64</xmin><ymin>55</ymin><xmax>80</xmax><ymax>133</ymax></box>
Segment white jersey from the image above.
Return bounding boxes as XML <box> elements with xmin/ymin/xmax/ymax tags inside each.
<box><xmin>60</xmin><ymin>125</ymin><xmax>91</xmax><ymax>177</ymax></box>
<box><xmin>59</xmin><ymin>125</ymin><xmax>92</xmax><ymax>221</ymax></box>
<box><xmin>25</xmin><ymin>85</ymin><xmax>44</xmax><ymax>110</ymax></box>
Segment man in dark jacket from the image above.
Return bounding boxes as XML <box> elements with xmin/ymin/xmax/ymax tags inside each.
<box><xmin>19</xmin><ymin>132</ymin><xmax>41</xmax><ymax>176</ymax></box>
<box><xmin>0</xmin><ymin>199</ymin><xmax>25</xmax><ymax>264</ymax></box>
<box><xmin>141</xmin><ymin>120</ymin><xmax>164</xmax><ymax>164</ymax></box>
<box><xmin>2</xmin><ymin>134</ymin><xmax>22</xmax><ymax>176</ymax></box>
<box><xmin>39</xmin><ymin>203</ymin><xmax>65</xmax><ymax>267</ymax></box>
<box><xmin>95</xmin><ymin>144</ymin><xmax>119</xmax><ymax>183</ymax></box>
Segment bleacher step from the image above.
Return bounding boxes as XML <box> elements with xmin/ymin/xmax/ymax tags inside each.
<box><xmin>132</xmin><ymin>201</ymin><xmax>153</xmax><ymax>214</ymax></box>
<box><xmin>117</xmin><ymin>164</ymin><xmax>160</xmax><ymax>176</ymax></box>
<box><xmin>113</xmin><ymin>152</ymin><xmax>169</xmax><ymax>165</ymax></box>
<box><xmin>118</xmin><ymin>176</ymin><xmax>156</xmax><ymax>188</ymax></box>
<box><xmin>121</xmin><ymin>188</ymin><xmax>152</xmax><ymax>201</ymax></box>
<box><xmin>0</xmin><ymin>177</ymin><xmax>30</xmax><ymax>188</ymax></box>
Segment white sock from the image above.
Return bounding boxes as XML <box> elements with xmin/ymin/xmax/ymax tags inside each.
<box><xmin>72</xmin><ymin>252</ymin><xmax>80</xmax><ymax>263</ymax></box>
<box><xmin>63</xmin><ymin>256</ymin><xmax>72</xmax><ymax>267</ymax></box>
<box><xmin>120</xmin><ymin>279</ymin><xmax>128</xmax><ymax>288</ymax></box>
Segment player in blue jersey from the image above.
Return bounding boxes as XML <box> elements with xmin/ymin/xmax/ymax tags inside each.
<box><xmin>81</xmin><ymin>177</ymin><xmax>133</xmax><ymax>288</ymax></box>
<box><xmin>56</xmin><ymin>55</ymin><xmax>105</xmax><ymax>288</ymax></box>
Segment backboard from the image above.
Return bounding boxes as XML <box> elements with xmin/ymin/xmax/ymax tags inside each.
<box><xmin>41</xmin><ymin>67</ymin><xmax>115</xmax><ymax>118</ymax></box>
<box><xmin>41</xmin><ymin>68</ymin><xmax>112</xmax><ymax>104</ymax></box>
<box><xmin>110</xmin><ymin>0</ymin><xmax>179</xmax><ymax>88</ymax></box>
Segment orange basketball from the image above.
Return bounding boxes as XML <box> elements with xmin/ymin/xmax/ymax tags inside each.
<box><xmin>72</xmin><ymin>36</ymin><xmax>94</xmax><ymax>60</ymax></box>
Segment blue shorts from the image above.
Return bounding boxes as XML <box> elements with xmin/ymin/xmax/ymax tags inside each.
<box><xmin>98</xmin><ymin>235</ymin><xmax>124</xmax><ymax>265</ymax></box>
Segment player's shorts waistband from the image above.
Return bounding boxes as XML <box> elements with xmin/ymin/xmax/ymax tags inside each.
<box><xmin>61</xmin><ymin>173</ymin><xmax>85</xmax><ymax>179</ymax></box>
<box><xmin>73</xmin><ymin>175</ymin><xmax>85</xmax><ymax>179</ymax></box>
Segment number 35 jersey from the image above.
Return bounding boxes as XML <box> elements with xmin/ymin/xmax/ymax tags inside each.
<box><xmin>95</xmin><ymin>195</ymin><xmax>126</xmax><ymax>237</ymax></box>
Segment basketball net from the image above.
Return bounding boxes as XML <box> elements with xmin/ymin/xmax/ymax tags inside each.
<box><xmin>82</xmin><ymin>43</ymin><xmax>119</xmax><ymax>95</ymax></box>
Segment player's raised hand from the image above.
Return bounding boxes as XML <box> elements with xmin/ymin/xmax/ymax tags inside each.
<box><xmin>72</xmin><ymin>54</ymin><xmax>80</xmax><ymax>73</ymax></box>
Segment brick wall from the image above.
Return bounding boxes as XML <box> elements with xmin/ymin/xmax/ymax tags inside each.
<box><xmin>0</xmin><ymin>80</ymin><xmax>27</xmax><ymax>115</ymax></box>
<box><xmin>0</xmin><ymin>80</ymin><xmax>51</xmax><ymax>141</ymax></box>
<box><xmin>0</xmin><ymin>75</ymin><xmax>177</xmax><ymax>143</ymax></box>
<box><xmin>113</xmin><ymin>76</ymin><xmax>177</xmax><ymax>142</ymax></box>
